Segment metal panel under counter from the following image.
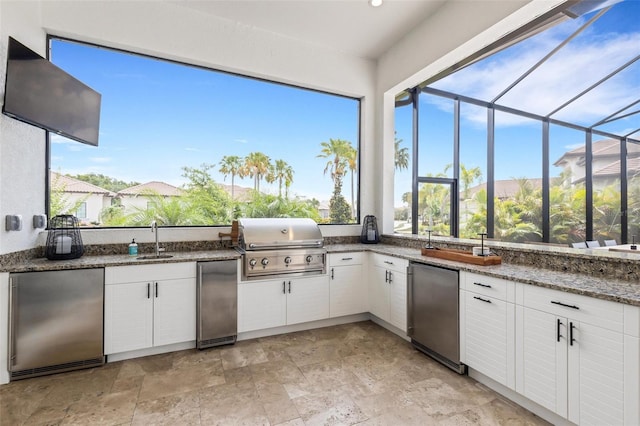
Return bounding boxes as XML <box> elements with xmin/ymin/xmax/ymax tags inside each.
<box><xmin>8</xmin><ymin>268</ymin><xmax>105</xmax><ymax>380</ymax></box>
<box><xmin>197</xmin><ymin>260</ymin><xmax>238</xmax><ymax>349</ymax></box>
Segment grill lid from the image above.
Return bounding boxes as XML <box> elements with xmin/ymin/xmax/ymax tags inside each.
<box><xmin>238</xmin><ymin>218</ymin><xmax>323</xmax><ymax>250</ymax></box>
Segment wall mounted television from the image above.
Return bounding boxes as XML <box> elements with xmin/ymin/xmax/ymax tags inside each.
<box><xmin>2</xmin><ymin>37</ymin><xmax>101</xmax><ymax>146</ymax></box>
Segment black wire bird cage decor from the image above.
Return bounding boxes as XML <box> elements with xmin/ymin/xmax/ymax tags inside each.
<box><xmin>46</xmin><ymin>215</ymin><xmax>84</xmax><ymax>260</ymax></box>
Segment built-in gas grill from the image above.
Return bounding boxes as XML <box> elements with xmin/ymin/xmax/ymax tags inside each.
<box><xmin>237</xmin><ymin>218</ymin><xmax>326</xmax><ymax>281</ymax></box>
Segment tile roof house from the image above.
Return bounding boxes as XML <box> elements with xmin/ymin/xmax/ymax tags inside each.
<box><xmin>553</xmin><ymin>138</ymin><xmax>640</xmax><ymax>188</ymax></box>
<box><xmin>116</xmin><ymin>181</ymin><xmax>184</xmax><ymax>212</ymax></box>
<box><xmin>50</xmin><ymin>171</ymin><xmax>114</xmax><ymax>224</ymax></box>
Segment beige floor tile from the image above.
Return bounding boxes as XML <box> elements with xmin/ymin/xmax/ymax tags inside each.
<box><xmin>0</xmin><ymin>321</ymin><xmax>550</xmax><ymax>426</ymax></box>
<box><xmin>131</xmin><ymin>391</ymin><xmax>201</xmax><ymax>425</ymax></box>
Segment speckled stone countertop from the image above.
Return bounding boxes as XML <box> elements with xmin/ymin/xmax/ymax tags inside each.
<box><xmin>6</xmin><ymin>249</ymin><xmax>241</xmax><ymax>273</ymax></box>
<box><xmin>3</xmin><ymin>241</ymin><xmax>639</xmax><ymax>307</ymax></box>
<box><xmin>327</xmin><ymin>243</ymin><xmax>640</xmax><ymax>307</ymax></box>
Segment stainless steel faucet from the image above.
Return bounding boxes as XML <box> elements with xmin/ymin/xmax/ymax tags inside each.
<box><xmin>151</xmin><ymin>220</ymin><xmax>163</xmax><ymax>256</ymax></box>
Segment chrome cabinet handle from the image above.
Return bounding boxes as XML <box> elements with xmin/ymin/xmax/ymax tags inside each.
<box><xmin>155</xmin><ymin>282</ymin><xmax>158</xmax><ymax>298</ymax></box>
<box><xmin>388</xmin><ymin>271</ymin><xmax>393</xmax><ymax>284</ymax></box>
<box><xmin>384</xmin><ymin>260</ymin><xmax>394</xmax><ymax>265</ymax></box>
<box><xmin>147</xmin><ymin>283</ymin><xmax>151</xmax><ymax>299</ymax></box>
<box><xmin>341</xmin><ymin>257</ymin><xmax>353</xmax><ymax>261</ymax></box>
<box><xmin>551</xmin><ymin>301</ymin><xmax>579</xmax><ymax>310</ymax></box>
<box><xmin>331</xmin><ymin>268</ymin><xmax>334</xmax><ymax>280</ymax></box>
<box><xmin>288</xmin><ymin>281</ymin><xmax>292</xmax><ymax>293</ymax></box>
<box><xmin>473</xmin><ymin>282</ymin><xmax>492</xmax><ymax>288</ymax></box>
<box><xmin>283</xmin><ymin>281</ymin><xmax>286</xmax><ymax>294</ymax></box>
<box><xmin>473</xmin><ymin>296</ymin><xmax>491</xmax><ymax>303</ymax></box>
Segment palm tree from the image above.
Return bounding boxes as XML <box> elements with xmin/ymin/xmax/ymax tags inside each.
<box><xmin>243</xmin><ymin>152</ymin><xmax>271</xmax><ymax>192</ymax></box>
<box><xmin>218</xmin><ymin>155</ymin><xmax>243</xmax><ymax>200</ymax></box>
<box><xmin>344</xmin><ymin>145</ymin><xmax>357</xmax><ymax>218</ymax></box>
<box><xmin>317</xmin><ymin>139</ymin><xmax>353</xmax><ymax>223</ymax></box>
<box><xmin>395</xmin><ymin>136</ymin><xmax>409</xmax><ymax>171</ymax></box>
<box><xmin>267</xmin><ymin>159</ymin><xmax>294</xmax><ymax>198</ymax></box>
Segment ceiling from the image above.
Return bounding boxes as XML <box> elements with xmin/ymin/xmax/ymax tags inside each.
<box><xmin>168</xmin><ymin>0</ymin><xmax>447</xmax><ymax>60</ymax></box>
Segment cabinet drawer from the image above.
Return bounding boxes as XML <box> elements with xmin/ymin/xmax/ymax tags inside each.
<box><xmin>328</xmin><ymin>252</ymin><xmax>363</xmax><ymax>266</ymax></box>
<box><xmin>371</xmin><ymin>253</ymin><xmax>408</xmax><ymax>272</ymax></box>
<box><xmin>462</xmin><ymin>272</ymin><xmax>513</xmax><ymax>302</ymax></box>
<box><xmin>106</xmin><ymin>262</ymin><xmax>196</xmax><ymax>284</ymax></box>
<box><xmin>522</xmin><ymin>284</ymin><xmax>624</xmax><ymax>332</ymax></box>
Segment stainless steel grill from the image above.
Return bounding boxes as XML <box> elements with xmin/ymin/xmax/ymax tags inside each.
<box><xmin>238</xmin><ymin>218</ymin><xmax>326</xmax><ymax>280</ymax></box>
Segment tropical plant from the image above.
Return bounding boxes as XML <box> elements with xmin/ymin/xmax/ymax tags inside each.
<box><xmin>395</xmin><ymin>136</ymin><xmax>409</xmax><ymax>171</ymax></box>
<box><xmin>240</xmin><ymin>191</ymin><xmax>321</xmax><ymax>220</ymax></box>
<box><xmin>344</xmin><ymin>145</ymin><xmax>357</xmax><ymax>219</ymax></box>
<box><xmin>127</xmin><ymin>190</ymin><xmax>196</xmax><ymax>226</ymax></box>
<box><xmin>243</xmin><ymin>152</ymin><xmax>271</xmax><ymax>192</ymax></box>
<box><xmin>318</xmin><ymin>138</ymin><xmax>353</xmax><ymax>222</ymax></box>
<box><xmin>266</xmin><ymin>159</ymin><xmax>294</xmax><ymax>198</ymax></box>
<box><xmin>181</xmin><ymin>164</ymin><xmax>234</xmax><ymax>224</ymax></box>
<box><xmin>218</xmin><ymin>155</ymin><xmax>244</xmax><ymax>200</ymax></box>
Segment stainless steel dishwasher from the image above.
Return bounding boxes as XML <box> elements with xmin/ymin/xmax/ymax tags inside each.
<box><xmin>407</xmin><ymin>262</ymin><xmax>465</xmax><ymax>374</ymax></box>
<box><xmin>197</xmin><ymin>260</ymin><xmax>237</xmax><ymax>349</ymax></box>
<box><xmin>8</xmin><ymin>268</ymin><xmax>105</xmax><ymax>380</ymax></box>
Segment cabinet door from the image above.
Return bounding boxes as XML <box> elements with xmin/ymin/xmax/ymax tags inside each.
<box><xmin>388</xmin><ymin>269</ymin><xmax>407</xmax><ymax>332</ymax></box>
<box><xmin>568</xmin><ymin>321</ymin><xmax>625</xmax><ymax>426</ymax></box>
<box><xmin>238</xmin><ymin>279</ymin><xmax>286</xmax><ymax>332</ymax></box>
<box><xmin>329</xmin><ymin>264</ymin><xmax>364</xmax><ymax>318</ymax></box>
<box><xmin>463</xmin><ymin>290</ymin><xmax>514</xmax><ymax>388</ymax></box>
<box><xmin>369</xmin><ymin>265</ymin><xmax>389</xmax><ymax>322</ymax></box>
<box><xmin>104</xmin><ymin>282</ymin><xmax>153</xmax><ymax>354</ymax></box>
<box><xmin>153</xmin><ymin>278</ymin><xmax>196</xmax><ymax>347</ymax></box>
<box><xmin>517</xmin><ymin>307</ymin><xmax>568</xmax><ymax>417</ymax></box>
<box><xmin>287</xmin><ymin>276</ymin><xmax>330</xmax><ymax>325</ymax></box>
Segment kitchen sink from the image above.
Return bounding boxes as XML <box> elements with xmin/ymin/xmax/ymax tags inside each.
<box><xmin>137</xmin><ymin>254</ymin><xmax>174</xmax><ymax>260</ymax></box>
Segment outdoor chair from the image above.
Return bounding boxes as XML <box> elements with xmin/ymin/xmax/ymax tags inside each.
<box><xmin>604</xmin><ymin>239</ymin><xmax>618</xmax><ymax>246</ymax></box>
<box><xmin>571</xmin><ymin>242</ymin><xmax>587</xmax><ymax>249</ymax></box>
<box><xmin>586</xmin><ymin>240</ymin><xmax>601</xmax><ymax>248</ymax></box>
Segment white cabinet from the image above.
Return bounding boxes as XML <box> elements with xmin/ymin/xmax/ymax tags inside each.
<box><xmin>460</xmin><ymin>271</ymin><xmax>515</xmax><ymax>390</ymax></box>
<box><xmin>515</xmin><ymin>283</ymin><xmax>640</xmax><ymax>425</ymax></box>
<box><xmin>328</xmin><ymin>252</ymin><xmax>365</xmax><ymax>318</ymax></box>
<box><xmin>238</xmin><ymin>275</ymin><xmax>329</xmax><ymax>333</ymax></box>
<box><xmin>368</xmin><ymin>253</ymin><xmax>408</xmax><ymax>332</ymax></box>
<box><xmin>104</xmin><ymin>263</ymin><xmax>196</xmax><ymax>355</ymax></box>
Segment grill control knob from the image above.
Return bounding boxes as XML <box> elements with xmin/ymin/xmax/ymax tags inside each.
<box><xmin>249</xmin><ymin>259</ymin><xmax>257</xmax><ymax>267</ymax></box>
<box><xmin>284</xmin><ymin>256</ymin><xmax>292</xmax><ymax>264</ymax></box>
<box><xmin>305</xmin><ymin>255</ymin><xmax>313</xmax><ymax>263</ymax></box>
<box><xmin>261</xmin><ymin>258</ymin><xmax>270</xmax><ymax>266</ymax></box>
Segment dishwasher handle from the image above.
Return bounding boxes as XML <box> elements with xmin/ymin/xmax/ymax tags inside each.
<box><xmin>406</xmin><ymin>266</ymin><xmax>414</xmax><ymax>338</ymax></box>
<box><xmin>8</xmin><ymin>277</ymin><xmax>17</xmax><ymax>368</ymax></box>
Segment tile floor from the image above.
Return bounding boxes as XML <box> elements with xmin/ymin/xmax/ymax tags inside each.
<box><xmin>0</xmin><ymin>321</ymin><xmax>549</xmax><ymax>425</ymax></box>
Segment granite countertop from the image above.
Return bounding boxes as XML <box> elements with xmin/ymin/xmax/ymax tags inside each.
<box><xmin>5</xmin><ymin>243</ymin><xmax>640</xmax><ymax>307</ymax></box>
<box><xmin>7</xmin><ymin>249</ymin><xmax>241</xmax><ymax>273</ymax></box>
<box><xmin>327</xmin><ymin>243</ymin><xmax>640</xmax><ymax>307</ymax></box>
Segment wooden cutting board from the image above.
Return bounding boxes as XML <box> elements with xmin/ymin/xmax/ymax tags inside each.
<box><xmin>421</xmin><ymin>247</ymin><xmax>501</xmax><ymax>266</ymax></box>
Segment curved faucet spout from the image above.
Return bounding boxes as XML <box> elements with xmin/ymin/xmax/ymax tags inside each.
<box><xmin>151</xmin><ymin>221</ymin><xmax>159</xmax><ymax>256</ymax></box>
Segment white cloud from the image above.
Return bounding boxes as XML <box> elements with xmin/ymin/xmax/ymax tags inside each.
<box><xmin>234</xmin><ymin>138</ymin><xmax>248</xmax><ymax>144</ymax></box>
<box><xmin>184</xmin><ymin>147</ymin><xmax>200</xmax><ymax>152</ymax></box>
<box><xmin>429</xmin><ymin>20</ymin><xmax>640</xmax><ymax>130</ymax></box>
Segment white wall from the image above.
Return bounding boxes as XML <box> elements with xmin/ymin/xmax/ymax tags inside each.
<box><xmin>0</xmin><ymin>1</ymin><xmax>47</xmax><ymax>254</ymax></box>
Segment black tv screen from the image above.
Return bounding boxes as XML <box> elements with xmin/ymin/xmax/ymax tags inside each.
<box><xmin>2</xmin><ymin>37</ymin><xmax>101</xmax><ymax>146</ymax></box>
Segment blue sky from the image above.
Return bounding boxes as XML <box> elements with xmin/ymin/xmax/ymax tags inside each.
<box><xmin>50</xmin><ymin>41</ymin><xmax>360</xmax><ymax>202</ymax></box>
<box><xmin>394</xmin><ymin>0</ymin><xmax>639</xmax><ymax>206</ymax></box>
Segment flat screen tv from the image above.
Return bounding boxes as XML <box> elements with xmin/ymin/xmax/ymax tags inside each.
<box><xmin>2</xmin><ymin>37</ymin><xmax>101</xmax><ymax>146</ymax></box>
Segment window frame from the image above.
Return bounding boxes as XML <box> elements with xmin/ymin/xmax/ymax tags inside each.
<box><xmin>44</xmin><ymin>35</ymin><xmax>362</xmax><ymax>228</ymax></box>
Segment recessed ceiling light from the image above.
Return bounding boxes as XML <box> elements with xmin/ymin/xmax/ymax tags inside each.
<box><xmin>370</xmin><ymin>0</ymin><xmax>383</xmax><ymax>7</ymax></box>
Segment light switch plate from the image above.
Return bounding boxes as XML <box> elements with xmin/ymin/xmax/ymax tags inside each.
<box><xmin>5</xmin><ymin>215</ymin><xmax>23</xmax><ymax>231</ymax></box>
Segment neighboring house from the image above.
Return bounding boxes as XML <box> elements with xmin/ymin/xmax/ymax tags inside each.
<box><xmin>317</xmin><ymin>200</ymin><xmax>330</xmax><ymax>219</ymax></box>
<box><xmin>117</xmin><ymin>181</ymin><xmax>184</xmax><ymax>211</ymax></box>
<box><xmin>553</xmin><ymin>138</ymin><xmax>640</xmax><ymax>189</ymax></box>
<box><xmin>50</xmin><ymin>171</ymin><xmax>114</xmax><ymax>225</ymax></box>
